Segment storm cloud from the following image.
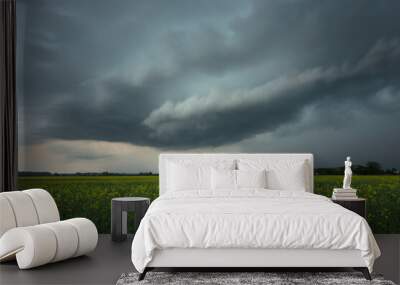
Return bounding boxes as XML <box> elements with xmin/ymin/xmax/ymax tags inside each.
<box><xmin>17</xmin><ymin>0</ymin><xmax>400</xmax><ymax>170</ymax></box>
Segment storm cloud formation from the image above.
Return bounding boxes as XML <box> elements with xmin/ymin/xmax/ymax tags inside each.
<box><xmin>17</xmin><ymin>0</ymin><xmax>400</xmax><ymax>170</ymax></box>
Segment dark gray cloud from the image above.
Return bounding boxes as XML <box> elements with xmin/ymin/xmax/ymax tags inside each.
<box><xmin>144</xmin><ymin>39</ymin><xmax>400</xmax><ymax>144</ymax></box>
<box><xmin>17</xmin><ymin>0</ymin><xmax>400</xmax><ymax>168</ymax></box>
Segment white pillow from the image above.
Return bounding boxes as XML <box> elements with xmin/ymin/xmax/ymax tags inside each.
<box><xmin>211</xmin><ymin>168</ymin><xmax>236</xmax><ymax>190</ymax></box>
<box><xmin>167</xmin><ymin>162</ymin><xmax>210</xmax><ymax>191</ymax></box>
<box><xmin>166</xmin><ymin>159</ymin><xmax>235</xmax><ymax>192</ymax></box>
<box><xmin>211</xmin><ymin>169</ymin><xmax>267</xmax><ymax>190</ymax></box>
<box><xmin>236</xmin><ymin>169</ymin><xmax>267</xmax><ymax>189</ymax></box>
<box><xmin>238</xmin><ymin>159</ymin><xmax>307</xmax><ymax>191</ymax></box>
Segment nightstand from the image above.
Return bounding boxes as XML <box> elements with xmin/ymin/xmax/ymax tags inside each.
<box><xmin>332</xmin><ymin>198</ymin><xmax>366</xmax><ymax>218</ymax></box>
<box><xmin>111</xmin><ymin>197</ymin><xmax>150</xmax><ymax>242</ymax></box>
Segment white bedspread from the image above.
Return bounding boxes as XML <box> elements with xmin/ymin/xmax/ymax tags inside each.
<box><xmin>131</xmin><ymin>190</ymin><xmax>380</xmax><ymax>273</ymax></box>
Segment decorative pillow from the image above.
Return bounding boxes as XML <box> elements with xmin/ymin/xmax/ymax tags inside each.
<box><xmin>211</xmin><ymin>168</ymin><xmax>236</xmax><ymax>190</ymax></box>
<box><xmin>237</xmin><ymin>159</ymin><xmax>307</xmax><ymax>191</ymax></box>
<box><xmin>236</xmin><ymin>169</ymin><xmax>267</xmax><ymax>189</ymax></box>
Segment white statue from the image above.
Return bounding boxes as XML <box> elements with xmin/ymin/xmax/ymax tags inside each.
<box><xmin>342</xmin><ymin>156</ymin><xmax>352</xmax><ymax>189</ymax></box>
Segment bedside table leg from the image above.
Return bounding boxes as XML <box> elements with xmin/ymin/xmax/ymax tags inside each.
<box><xmin>111</xmin><ymin>202</ymin><xmax>124</xmax><ymax>241</ymax></box>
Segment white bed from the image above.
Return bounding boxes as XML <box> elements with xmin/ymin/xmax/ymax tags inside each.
<box><xmin>131</xmin><ymin>153</ymin><xmax>380</xmax><ymax>280</ymax></box>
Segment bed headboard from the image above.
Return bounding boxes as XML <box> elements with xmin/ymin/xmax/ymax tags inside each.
<box><xmin>159</xmin><ymin>153</ymin><xmax>314</xmax><ymax>195</ymax></box>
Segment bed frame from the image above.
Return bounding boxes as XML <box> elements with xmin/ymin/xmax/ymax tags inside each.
<box><xmin>139</xmin><ymin>153</ymin><xmax>371</xmax><ymax>280</ymax></box>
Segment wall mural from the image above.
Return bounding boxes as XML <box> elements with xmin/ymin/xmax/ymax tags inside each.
<box><xmin>16</xmin><ymin>0</ymin><xmax>400</xmax><ymax>233</ymax></box>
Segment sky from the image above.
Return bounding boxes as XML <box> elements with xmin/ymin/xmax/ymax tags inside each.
<box><xmin>17</xmin><ymin>0</ymin><xmax>400</xmax><ymax>173</ymax></box>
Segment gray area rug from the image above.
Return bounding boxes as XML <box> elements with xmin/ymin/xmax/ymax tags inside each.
<box><xmin>116</xmin><ymin>272</ymin><xmax>396</xmax><ymax>285</ymax></box>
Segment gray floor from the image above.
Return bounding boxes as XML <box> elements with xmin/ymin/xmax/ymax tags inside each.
<box><xmin>1</xmin><ymin>234</ymin><xmax>399</xmax><ymax>285</ymax></box>
<box><xmin>0</xmin><ymin>234</ymin><xmax>134</xmax><ymax>285</ymax></box>
<box><xmin>374</xmin><ymin>235</ymin><xmax>400</xmax><ymax>284</ymax></box>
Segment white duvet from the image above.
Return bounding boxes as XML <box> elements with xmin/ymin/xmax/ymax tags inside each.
<box><xmin>131</xmin><ymin>190</ymin><xmax>380</xmax><ymax>273</ymax></box>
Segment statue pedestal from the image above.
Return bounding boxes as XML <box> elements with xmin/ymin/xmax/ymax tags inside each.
<box><xmin>332</xmin><ymin>188</ymin><xmax>358</xmax><ymax>200</ymax></box>
<box><xmin>333</xmin><ymin>188</ymin><xmax>357</xmax><ymax>192</ymax></box>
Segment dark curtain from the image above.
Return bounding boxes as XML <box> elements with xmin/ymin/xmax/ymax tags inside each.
<box><xmin>0</xmin><ymin>0</ymin><xmax>17</xmax><ymax>192</ymax></box>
